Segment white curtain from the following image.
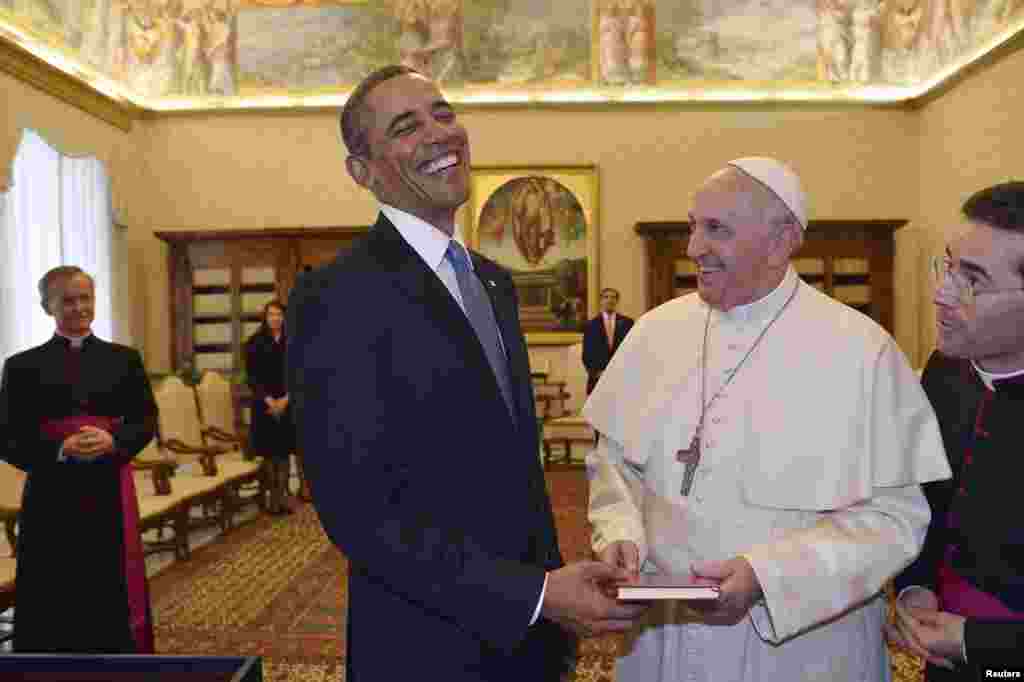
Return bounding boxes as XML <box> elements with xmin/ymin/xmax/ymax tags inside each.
<box><xmin>0</xmin><ymin>130</ymin><xmax>117</xmax><ymax>365</ymax></box>
<box><xmin>61</xmin><ymin>154</ymin><xmax>115</xmax><ymax>342</ymax></box>
<box><xmin>0</xmin><ymin>131</ymin><xmax>62</xmax><ymax>364</ymax></box>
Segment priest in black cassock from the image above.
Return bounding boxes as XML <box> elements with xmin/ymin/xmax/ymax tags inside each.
<box><xmin>889</xmin><ymin>183</ymin><xmax>1024</xmax><ymax>678</ymax></box>
<box><xmin>0</xmin><ymin>266</ymin><xmax>158</xmax><ymax>653</ymax></box>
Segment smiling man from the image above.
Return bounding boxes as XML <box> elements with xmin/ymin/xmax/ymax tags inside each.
<box><xmin>0</xmin><ymin>266</ymin><xmax>157</xmax><ymax>653</ymax></box>
<box><xmin>584</xmin><ymin>157</ymin><xmax>951</xmax><ymax>681</ymax></box>
<box><xmin>286</xmin><ymin>65</ymin><xmax>645</xmax><ymax>682</ymax></box>
<box><xmin>890</xmin><ymin>182</ymin><xmax>1024</xmax><ymax>679</ymax></box>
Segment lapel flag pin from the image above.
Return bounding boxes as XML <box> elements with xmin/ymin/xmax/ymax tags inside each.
<box><xmin>488</xmin><ymin>280</ymin><xmax>496</xmax><ymax>287</ymax></box>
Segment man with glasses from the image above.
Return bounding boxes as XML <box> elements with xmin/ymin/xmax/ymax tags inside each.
<box><xmin>889</xmin><ymin>182</ymin><xmax>1024</xmax><ymax>678</ymax></box>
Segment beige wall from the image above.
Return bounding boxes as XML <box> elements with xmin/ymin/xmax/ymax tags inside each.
<box><xmin>913</xmin><ymin>45</ymin><xmax>1024</xmax><ymax>366</ymax></box>
<box><xmin>20</xmin><ymin>46</ymin><xmax>1024</xmax><ymax>373</ymax></box>
<box><xmin>0</xmin><ymin>71</ymin><xmax>142</xmax><ymax>220</ymax></box>
<box><xmin>134</xmin><ymin>105</ymin><xmax>920</xmax><ymax>370</ymax></box>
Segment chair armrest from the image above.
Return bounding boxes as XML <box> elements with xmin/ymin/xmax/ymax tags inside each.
<box><xmin>162</xmin><ymin>438</ymin><xmax>216</xmax><ymax>455</ymax></box>
<box><xmin>203</xmin><ymin>427</ymin><xmax>240</xmax><ymax>445</ymax></box>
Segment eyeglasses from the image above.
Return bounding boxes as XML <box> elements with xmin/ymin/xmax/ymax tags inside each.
<box><xmin>931</xmin><ymin>256</ymin><xmax>1024</xmax><ymax>307</ymax></box>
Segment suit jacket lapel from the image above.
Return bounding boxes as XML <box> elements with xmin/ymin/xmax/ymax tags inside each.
<box><xmin>368</xmin><ymin>215</ymin><xmax>512</xmax><ymax>419</ymax></box>
<box><xmin>612</xmin><ymin>316</ymin><xmax>625</xmax><ymax>349</ymax></box>
<box><xmin>471</xmin><ymin>254</ymin><xmax>536</xmax><ymax>429</ymax></box>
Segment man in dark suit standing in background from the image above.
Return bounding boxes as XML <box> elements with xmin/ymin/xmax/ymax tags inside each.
<box><xmin>582</xmin><ymin>287</ymin><xmax>634</xmax><ymax>395</ymax></box>
<box><xmin>287</xmin><ymin>65</ymin><xmax>644</xmax><ymax>682</ymax></box>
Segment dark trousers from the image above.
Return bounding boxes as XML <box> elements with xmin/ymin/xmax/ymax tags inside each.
<box><xmin>267</xmin><ymin>456</ymin><xmax>291</xmax><ymax>513</ymax></box>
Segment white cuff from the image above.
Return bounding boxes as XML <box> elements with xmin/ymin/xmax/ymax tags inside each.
<box><xmin>896</xmin><ymin>584</ymin><xmax>931</xmax><ymax>603</ymax></box>
<box><xmin>748</xmin><ymin>599</ymin><xmax>778</xmax><ymax>643</ymax></box>
<box><xmin>530</xmin><ymin>574</ymin><xmax>548</xmax><ymax>626</ymax></box>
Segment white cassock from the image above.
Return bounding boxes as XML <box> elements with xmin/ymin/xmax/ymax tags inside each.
<box><xmin>584</xmin><ymin>266</ymin><xmax>952</xmax><ymax>682</ymax></box>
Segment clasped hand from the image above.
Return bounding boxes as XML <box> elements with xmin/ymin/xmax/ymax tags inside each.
<box><xmin>62</xmin><ymin>426</ymin><xmax>114</xmax><ymax>460</ymax></box>
<box><xmin>885</xmin><ymin>587</ymin><xmax>964</xmax><ymax>670</ymax></box>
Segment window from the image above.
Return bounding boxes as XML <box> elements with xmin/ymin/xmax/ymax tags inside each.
<box><xmin>0</xmin><ymin>130</ymin><xmax>116</xmax><ymax>363</ymax></box>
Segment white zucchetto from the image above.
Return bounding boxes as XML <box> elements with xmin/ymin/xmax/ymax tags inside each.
<box><xmin>727</xmin><ymin>157</ymin><xmax>808</xmax><ymax>230</ymax></box>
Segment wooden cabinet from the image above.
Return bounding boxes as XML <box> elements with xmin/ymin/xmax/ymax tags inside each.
<box><xmin>635</xmin><ymin>220</ymin><xmax>905</xmax><ymax>334</ymax></box>
<box><xmin>156</xmin><ymin>227</ymin><xmax>367</xmax><ymax>375</ymax></box>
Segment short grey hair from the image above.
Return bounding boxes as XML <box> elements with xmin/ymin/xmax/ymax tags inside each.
<box><xmin>38</xmin><ymin>266</ymin><xmax>93</xmax><ymax>315</ymax></box>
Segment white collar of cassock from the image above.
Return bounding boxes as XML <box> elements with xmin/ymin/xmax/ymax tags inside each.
<box><xmin>56</xmin><ymin>330</ymin><xmax>92</xmax><ymax>349</ymax></box>
<box><xmin>971</xmin><ymin>360</ymin><xmax>1024</xmax><ymax>391</ymax></box>
<box><xmin>707</xmin><ymin>266</ymin><xmax>798</xmax><ymax>329</ymax></box>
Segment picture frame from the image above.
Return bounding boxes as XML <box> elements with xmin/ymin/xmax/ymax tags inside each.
<box><xmin>465</xmin><ymin>165</ymin><xmax>599</xmax><ymax>345</ymax></box>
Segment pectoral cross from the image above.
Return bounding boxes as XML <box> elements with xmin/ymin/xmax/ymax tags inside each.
<box><xmin>676</xmin><ymin>430</ymin><xmax>702</xmax><ymax>497</ymax></box>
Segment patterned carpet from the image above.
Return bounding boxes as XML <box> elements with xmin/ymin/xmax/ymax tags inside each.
<box><xmin>149</xmin><ymin>467</ymin><xmax>924</xmax><ymax>681</ymax></box>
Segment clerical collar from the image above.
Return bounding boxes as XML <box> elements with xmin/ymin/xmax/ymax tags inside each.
<box><xmin>710</xmin><ymin>266</ymin><xmax>798</xmax><ymax>326</ymax></box>
<box><xmin>972</xmin><ymin>361</ymin><xmax>1024</xmax><ymax>392</ymax></box>
<box><xmin>54</xmin><ymin>331</ymin><xmax>92</xmax><ymax>349</ymax></box>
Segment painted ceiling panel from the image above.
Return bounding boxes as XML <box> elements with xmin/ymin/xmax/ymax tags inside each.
<box><xmin>1</xmin><ymin>0</ymin><xmax>1022</xmax><ymax>110</ymax></box>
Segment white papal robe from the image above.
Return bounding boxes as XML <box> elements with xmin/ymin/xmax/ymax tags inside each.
<box><xmin>584</xmin><ymin>267</ymin><xmax>952</xmax><ymax>682</ymax></box>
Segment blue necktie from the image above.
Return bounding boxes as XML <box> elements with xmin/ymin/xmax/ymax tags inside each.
<box><xmin>445</xmin><ymin>241</ymin><xmax>516</xmax><ymax>423</ymax></box>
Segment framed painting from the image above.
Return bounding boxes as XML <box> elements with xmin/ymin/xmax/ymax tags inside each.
<box><xmin>466</xmin><ymin>165</ymin><xmax>598</xmax><ymax>344</ymax></box>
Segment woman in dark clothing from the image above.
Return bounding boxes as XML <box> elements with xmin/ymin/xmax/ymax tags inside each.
<box><xmin>245</xmin><ymin>300</ymin><xmax>295</xmax><ymax>515</ymax></box>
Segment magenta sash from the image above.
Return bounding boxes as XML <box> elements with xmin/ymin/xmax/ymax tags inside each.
<box><xmin>39</xmin><ymin>415</ymin><xmax>154</xmax><ymax>652</ymax></box>
<box><xmin>938</xmin><ymin>552</ymin><xmax>1024</xmax><ymax>620</ymax></box>
<box><xmin>119</xmin><ymin>465</ymin><xmax>154</xmax><ymax>653</ymax></box>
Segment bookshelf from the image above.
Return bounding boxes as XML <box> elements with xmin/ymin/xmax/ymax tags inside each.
<box><xmin>634</xmin><ymin>220</ymin><xmax>905</xmax><ymax>334</ymax></box>
<box><xmin>156</xmin><ymin>228</ymin><xmax>367</xmax><ymax>377</ymax></box>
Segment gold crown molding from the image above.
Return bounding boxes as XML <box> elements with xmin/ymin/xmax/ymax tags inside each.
<box><xmin>0</xmin><ymin>14</ymin><xmax>1021</xmax><ymax>117</ymax></box>
<box><xmin>907</xmin><ymin>22</ymin><xmax>1024</xmax><ymax>110</ymax></box>
<box><xmin>0</xmin><ymin>36</ymin><xmax>139</xmax><ymax>132</ymax></box>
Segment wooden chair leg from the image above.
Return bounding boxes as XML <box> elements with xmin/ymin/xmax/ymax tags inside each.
<box><xmin>174</xmin><ymin>506</ymin><xmax>191</xmax><ymax>561</ymax></box>
<box><xmin>4</xmin><ymin>519</ymin><xmax>16</xmax><ymax>557</ymax></box>
<box><xmin>219</xmin><ymin>490</ymin><xmax>233</xmax><ymax>532</ymax></box>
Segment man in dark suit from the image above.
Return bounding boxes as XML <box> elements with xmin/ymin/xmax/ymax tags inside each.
<box><xmin>582</xmin><ymin>287</ymin><xmax>634</xmax><ymax>395</ymax></box>
<box><xmin>0</xmin><ymin>266</ymin><xmax>157</xmax><ymax>653</ymax></box>
<box><xmin>286</xmin><ymin>65</ymin><xmax>644</xmax><ymax>682</ymax></box>
<box><xmin>888</xmin><ymin>182</ymin><xmax>1024</xmax><ymax>678</ymax></box>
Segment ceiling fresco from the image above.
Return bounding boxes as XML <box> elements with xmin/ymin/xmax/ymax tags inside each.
<box><xmin>1</xmin><ymin>0</ymin><xmax>1022</xmax><ymax>110</ymax></box>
